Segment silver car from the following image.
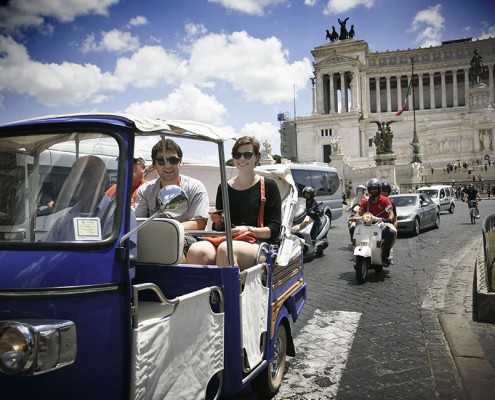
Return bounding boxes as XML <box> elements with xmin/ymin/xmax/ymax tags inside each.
<box><xmin>389</xmin><ymin>193</ymin><xmax>440</xmax><ymax>236</ymax></box>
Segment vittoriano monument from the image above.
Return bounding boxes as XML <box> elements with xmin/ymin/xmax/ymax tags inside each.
<box><xmin>370</xmin><ymin>121</ymin><xmax>395</xmax><ymax>154</ymax></box>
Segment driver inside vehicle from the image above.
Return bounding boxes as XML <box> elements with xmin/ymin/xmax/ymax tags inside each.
<box><xmin>45</xmin><ymin>155</ymin><xmax>137</xmax><ymax>248</ymax></box>
<box><xmin>348</xmin><ymin>178</ymin><xmax>395</xmax><ymax>266</ymax></box>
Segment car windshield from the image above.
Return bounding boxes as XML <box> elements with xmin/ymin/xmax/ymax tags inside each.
<box><xmin>390</xmin><ymin>195</ymin><xmax>418</xmax><ymax>207</ymax></box>
<box><xmin>0</xmin><ymin>132</ymin><xmax>120</xmax><ymax>243</ymax></box>
<box><xmin>418</xmin><ymin>189</ymin><xmax>437</xmax><ymax>198</ymax></box>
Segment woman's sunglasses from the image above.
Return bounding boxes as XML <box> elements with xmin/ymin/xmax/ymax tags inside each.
<box><xmin>155</xmin><ymin>156</ymin><xmax>181</xmax><ymax>166</ymax></box>
<box><xmin>232</xmin><ymin>151</ymin><xmax>254</xmax><ymax>160</ymax></box>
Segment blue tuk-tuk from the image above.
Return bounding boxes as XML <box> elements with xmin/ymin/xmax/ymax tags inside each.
<box><xmin>0</xmin><ymin>114</ymin><xmax>306</xmax><ymax>399</ymax></box>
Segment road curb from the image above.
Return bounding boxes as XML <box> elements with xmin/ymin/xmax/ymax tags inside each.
<box><xmin>439</xmin><ymin>314</ymin><xmax>495</xmax><ymax>400</ymax></box>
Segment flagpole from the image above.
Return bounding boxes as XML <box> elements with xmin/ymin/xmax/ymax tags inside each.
<box><xmin>410</xmin><ymin>56</ymin><xmax>421</xmax><ymax>163</ymax></box>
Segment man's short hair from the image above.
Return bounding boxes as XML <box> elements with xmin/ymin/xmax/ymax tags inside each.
<box><xmin>151</xmin><ymin>139</ymin><xmax>183</xmax><ymax>161</ymax></box>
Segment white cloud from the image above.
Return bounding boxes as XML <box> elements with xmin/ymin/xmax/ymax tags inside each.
<box><xmin>105</xmin><ymin>45</ymin><xmax>187</xmax><ymax>90</ymax></box>
<box><xmin>81</xmin><ymin>29</ymin><xmax>140</xmax><ymax>53</ymax></box>
<box><xmin>128</xmin><ymin>16</ymin><xmax>148</xmax><ymax>27</ymax></box>
<box><xmin>124</xmin><ymin>83</ymin><xmax>228</xmax><ymax>126</ymax></box>
<box><xmin>0</xmin><ymin>0</ymin><xmax>118</xmax><ymax>33</ymax></box>
<box><xmin>479</xmin><ymin>22</ymin><xmax>495</xmax><ymax>40</ymax></box>
<box><xmin>240</xmin><ymin>121</ymin><xmax>281</xmax><ymax>155</ymax></box>
<box><xmin>187</xmin><ymin>31</ymin><xmax>313</xmax><ymax>104</ymax></box>
<box><xmin>409</xmin><ymin>4</ymin><xmax>445</xmax><ymax>48</ymax></box>
<box><xmin>304</xmin><ymin>0</ymin><xmax>317</xmax><ymax>6</ymax></box>
<box><xmin>0</xmin><ymin>35</ymin><xmax>105</xmax><ymax>106</ymax></box>
<box><xmin>323</xmin><ymin>0</ymin><xmax>374</xmax><ymax>15</ymax></box>
<box><xmin>208</xmin><ymin>0</ymin><xmax>287</xmax><ymax>16</ymax></box>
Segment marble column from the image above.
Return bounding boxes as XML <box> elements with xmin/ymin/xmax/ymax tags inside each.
<box><xmin>350</xmin><ymin>70</ymin><xmax>359</xmax><ymax>112</ymax></box>
<box><xmin>396</xmin><ymin>75</ymin><xmax>402</xmax><ymax>112</ymax></box>
<box><xmin>419</xmin><ymin>73</ymin><xmax>424</xmax><ymax>110</ymax></box>
<box><xmin>340</xmin><ymin>72</ymin><xmax>346</xmax><ymax>113</ymax></box>
<box><xmin>464</xmin><ymin>68</ymin><xmax>470</xmax><ymax>96</ymax></box>
<box><xmin>367</xmin><ymin>76</ymin><xmax>372</xmax><ymax>114</ymax></box>
<box><xmin>317</xmin><ymin>75</ymin><xmax>324</xmax><ymax>114</ymax></box>
<box><xmin>453</xmin><ymin>70</ymin><xmax>458</xmax><ymax>107</ymax></box>
<box><xmin>375</xmin><ymin>77</ymin><xmax>381</xmax><ymax>113</ymax></box>
<box><xmin>329</xmin><ymin>73</ymin><xmax>335</xmax><ymax>113</ymax></box>
<box><xmin>386</xmin><ymin>76</ymin><xmax>391</xmax><ymax>112</ymax></box>
<box><xmin>429</xmin><ymin>73</ymin><xmax>435</xmax><ymax>110</ymax></box>
<box><xmin>441</xmin><ymin>70</ymin><xmax>446</xmax><ymax>108</ymax></box>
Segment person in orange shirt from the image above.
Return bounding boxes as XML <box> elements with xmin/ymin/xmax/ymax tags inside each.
<box><xmin>107</xmin><ymin>150</ymin><xmax>147</xmax><ymax>207</ymax></box>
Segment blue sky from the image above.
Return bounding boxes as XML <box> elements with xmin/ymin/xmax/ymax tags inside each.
<box><xmin>0</xmin><ymin>0</ymin><xmax>494</xmax><ymax>161</ymax></box>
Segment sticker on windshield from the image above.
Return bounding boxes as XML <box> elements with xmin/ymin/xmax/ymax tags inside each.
<box><xmin>73</xmin><ymin>218</ymin><xmax>102</xmax><ymax>241</ymax></box>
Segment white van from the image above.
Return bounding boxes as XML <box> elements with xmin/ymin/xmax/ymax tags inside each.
<box><xmin>416</xmin><ymin>185</ymin><xmax>456</xmax><ymax>214</ymax></box>
<box><xmin>257</xmin><ymin>163</ymin><xmax>343</xmax><ymax>224</ymax></box>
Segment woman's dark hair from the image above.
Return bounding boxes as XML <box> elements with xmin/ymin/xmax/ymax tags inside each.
<box><xmin>232</xmin><ymin>136</ymin><xmax>261</xmax><ymax>157</ymax></box>
<box><xmin>151</xmin><ymin>138</ymin><xmax>183</xmax><ymax>161</ymax></box>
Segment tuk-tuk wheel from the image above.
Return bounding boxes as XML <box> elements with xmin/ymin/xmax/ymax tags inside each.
<box><xmin>252</xmin><ymin>323</ymin><xmax>287</xmax><ymax>397</ymax></box>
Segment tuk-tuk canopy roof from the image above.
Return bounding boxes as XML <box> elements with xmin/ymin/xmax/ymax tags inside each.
<box><xmin>0</xmin><ymin>113</ymin><xmax>235</xmax><ymax>155</ymax></box>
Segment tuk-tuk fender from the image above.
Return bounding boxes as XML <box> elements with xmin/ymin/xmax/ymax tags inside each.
<box><xmin>269</xmin><ymin>306</ymin><xmax>295</xmax><ymax>359</ymax></box>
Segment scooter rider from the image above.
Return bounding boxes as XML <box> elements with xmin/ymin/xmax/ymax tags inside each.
<box><xmin>349</xmin><ymin>185</ymin><xmax>367</xmax><ymax>211</ymax></box>
<box><xmin>349</xmin><ymin>178</ymin><xmax>395</xmax><ymax>266</ymax></box>
<box><xmin>381</xmin><ymin>181</ymin><xmax>398</xmax><ymax>249</ymax></box>
<box><xmin>302</xmin><ymin>186</ymin><xmax>323</xmax><ymax>239</ymax></box>
<box><xmin>462</xmin><ymin>183</ymin><xmax>481</xmax><ymax>218</ymax></box>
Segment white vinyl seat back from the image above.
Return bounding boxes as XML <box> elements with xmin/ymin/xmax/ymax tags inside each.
<box><xmin>136</xmin><ymin>218</ymin><xmax>184</xmax><ymax>265</ymax></box>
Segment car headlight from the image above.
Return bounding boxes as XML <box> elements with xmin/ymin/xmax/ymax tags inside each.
<box><xmin>0</xmin><ymin>320</ymin><xmax>76</xmax><ymax>376</ymax></box>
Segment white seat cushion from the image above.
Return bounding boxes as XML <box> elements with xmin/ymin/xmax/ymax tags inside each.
<box><xmin>136</xmin><ymin>218</ymin><xmax>184</xmax><ymax>265</ymax></box>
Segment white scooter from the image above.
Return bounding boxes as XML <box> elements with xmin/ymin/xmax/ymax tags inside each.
<box><xmin>292</xmin><ymin>201</ymin><xmax>330</xmax><ymax>259</ymax></box>
<box><xmin>349</xmin><ymin>211</ymin><xmax>392</xmax><ymax>283</ymax></box>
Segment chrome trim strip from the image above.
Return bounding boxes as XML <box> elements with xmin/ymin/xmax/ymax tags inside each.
<box><xmin>0</xmin><ymin>284</ymin><xmax>121</xmax><ymax>298</ymax></box>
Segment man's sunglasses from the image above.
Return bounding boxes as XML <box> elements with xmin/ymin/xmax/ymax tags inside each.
<box><xmin>155</xmin><ymin>156</ymin><xmax>181</xmax><ymax>166</ymax></box>
<box><xmin>232</xmin><ymin>151</ymin><xmax>254</xmax><ymax>160</ymax></box>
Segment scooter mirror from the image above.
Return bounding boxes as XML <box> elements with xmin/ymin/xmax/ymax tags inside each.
<box><xmin>157</xmin><ymin>185</ymin><xmax>189</xmax><ymax>218</ymax></box>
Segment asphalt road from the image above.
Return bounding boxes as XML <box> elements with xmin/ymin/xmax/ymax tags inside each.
<box><xmin>223</xmin><ymin>199</ymin><xmax>495</xmax><ymax>400</ymax></box>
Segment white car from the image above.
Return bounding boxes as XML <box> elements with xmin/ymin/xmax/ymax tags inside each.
<box><xmin>416</xmin><ymin>185</ymin><xmax>456</xmax><ymax>214</ymax></box>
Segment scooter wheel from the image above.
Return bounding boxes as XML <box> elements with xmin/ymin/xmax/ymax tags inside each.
<box><xmin>355</xmin><ymin>256</ymin><xmax>369</xmax><ymax>284</ymax></box>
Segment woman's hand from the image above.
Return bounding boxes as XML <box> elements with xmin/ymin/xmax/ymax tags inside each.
<box><xmin>232</xmin><ymin>225</ymin><xmax>252</xmax><ymax>237</ymax></box>
<box><xmin>209</xmin><ymin>210</ymin><xmax>224</xmax><ymax>225</ymax></box>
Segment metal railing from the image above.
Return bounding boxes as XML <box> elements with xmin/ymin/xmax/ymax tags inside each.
<box><xmin>482</xmin><ymin>214</ymin><xmax>495</xmax><ymax>292</ymax></box>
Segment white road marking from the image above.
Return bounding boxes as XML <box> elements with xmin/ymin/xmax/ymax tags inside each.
<box><xmin>274</xmin><ymin>309</ymin><xmax>361</xmax><ymax>400</ymax></box>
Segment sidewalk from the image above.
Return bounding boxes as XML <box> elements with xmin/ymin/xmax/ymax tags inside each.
<box><xmin>439</xmin><ymin>237</ymin><xmax>495</xmax><ymax>400</ymax></box>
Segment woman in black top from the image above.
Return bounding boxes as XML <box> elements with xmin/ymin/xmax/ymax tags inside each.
<box><xmin>186</xmin><ymin>136</ymin><xmax>281</xmax><ymax>270</ymax></box>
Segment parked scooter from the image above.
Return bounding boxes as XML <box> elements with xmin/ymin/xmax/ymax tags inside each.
<box><xmin>349</xmin><ymin>210</ymin><xmax>392</xmax><ymax>283</ymax></box>
<box><xmin>292</xmin><ymin>187</ymin><xmax>330</xmax><ymax>258</ymax></box>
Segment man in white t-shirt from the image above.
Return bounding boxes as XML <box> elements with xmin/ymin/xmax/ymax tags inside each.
<box><xmin>135</xmin><ymin>139</ymin><xmax>209</xmax><ymax>254</ymax></box>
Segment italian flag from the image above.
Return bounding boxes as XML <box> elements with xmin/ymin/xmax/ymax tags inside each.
<box><xmin>395</xmin><ymin>79</ymin><xmax>413</xmax><ymax>116</ymax></box>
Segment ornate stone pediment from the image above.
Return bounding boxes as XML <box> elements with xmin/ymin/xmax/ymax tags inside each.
<box><xmin>315</xmin><ymin>54</ymin><xmax>356</xmax><ymax>67</ymax></box>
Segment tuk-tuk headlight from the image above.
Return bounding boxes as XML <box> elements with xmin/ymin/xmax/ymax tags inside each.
<box><xmin>0</xmin><ymin>320</ymin><xmax>76</xmax><ymax>376</ymax></box>
<box><xmin>0</xmin><ymin>325</ymin><xmax>34</xmax><ymax>374</ymax></box>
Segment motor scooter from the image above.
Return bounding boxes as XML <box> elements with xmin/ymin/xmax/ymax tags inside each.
<box><xmin>349</xmin><ymin>211</ymin><xmax>392</xmax><ymax>283</ymax></box>
<box><xmin>291</xmin><ymin>201</ymin><xmax>330</xmax><ymax>258</ymax></box>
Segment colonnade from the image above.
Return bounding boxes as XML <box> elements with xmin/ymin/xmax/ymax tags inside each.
<box><xmin>316</xmin><ymin>64</ymin><xmax>494</xmax><ymax>115</ymax></box>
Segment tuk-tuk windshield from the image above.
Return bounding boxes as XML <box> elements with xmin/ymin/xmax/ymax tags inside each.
<box><xmin>0</xmin><ymin>132</ymin><xmax>119</xmax><ymax>243</ymax></box>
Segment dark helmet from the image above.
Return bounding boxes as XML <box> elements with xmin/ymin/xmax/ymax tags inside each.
<box><xmin>469</xmin><ymin>183</ymin><xmax>474</xmax><ymax>188</ymax></box>
<box><xmin>367</xmin><ymin>178</ymin><xmax>381</xmax><ymax>190</ymax></box>
<box><xmin>302</xmin><ymin>186</ymin><xmax>315</xmax><ymax>200</ymax></box>
<box><xmin>381</xmin><ymin>182</ymin><xmax>392</xmax><ymax>195</ymax></box>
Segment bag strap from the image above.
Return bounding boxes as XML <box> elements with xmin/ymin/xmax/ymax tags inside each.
<box><xmin>257</xmin><ymin>176</ymin><xmax>266</xmax><ymax>227</ymax></box>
